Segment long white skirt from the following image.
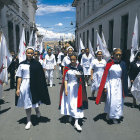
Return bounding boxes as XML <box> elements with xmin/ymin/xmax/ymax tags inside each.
<box><xmin>17</xmin><ymin>78</ymin><xmax>40</xmax><ymax>109</ymax></box>
<box><xmin>91</xmin><ymin>70</ymin><xmax>104</xmax><ymax>92</ymax></box>
<box><xmin>61</xmin><ymin>82</ymin><xmax>84</xmax><ymax>119</ymax></box>
<box><xmin>131</xmin><ymin>72</ymin><xmax>140</xmax><ymax>104</ymax></box>
<box><xmin>104</xmin><ymin>78</ymin><xmax>123</xmax><ymax>119</ymax></box>
<box><xmin>83</xmin><ymin>67</ymin><xmax>91</xmax><ymax>75</ymax></box>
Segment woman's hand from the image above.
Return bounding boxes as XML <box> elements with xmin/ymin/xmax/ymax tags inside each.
<box><xmin>16</xmin><ymin>89</ymin><xmax>20</xmax><ymax>96</ymax></box>
<box><xmin>65</xmin><ymin>90</ymin><xmax>68</xmax><ymax>96</ymax></box>
<box><xmin>103</xmin><ymin>88</ymin><xmax>107</xmax><ymax>93</ymax></box>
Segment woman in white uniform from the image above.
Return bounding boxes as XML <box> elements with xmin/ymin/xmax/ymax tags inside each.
<box><xmin>43</xmin><ymin>48</ymin><xmax>56</xmax><ymax>87</ymax></box>
<box><xmin>16</xmin><ymin>47</ymin><xmax>50</xmax><ymax>130</ymax></box>
<box><xmin>81</xmin><ymin>48</ymin><xmax>93</xmax><ymax>86</ymax></box>
<box><xmin>60</xmin><ymin>54</ymin><xmax>88</xmax><ymax>131</ymax></box>
<box><xmin>91</xmin><ymin>50</ymin><xmax>106</xmax><ymax>98</ymax></box>
<box><xmin>96</xmin><ymin>49</ymin><xmax>128</xmax><ymax>124</ymax></box>
<box><xmin>61</xmin><ymin>46</ymin><xmax>74</xmax><ymax>75</ymax></box>
<box><xmin>129</xmin><ymin>52</ymin><xmax>140</xmax><ymax>108</ymax></box>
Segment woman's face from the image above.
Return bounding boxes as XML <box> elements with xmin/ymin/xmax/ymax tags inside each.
<box><xmin>70</xmin><ymin>56</ymin><xmax>77</xmax><ymax>67</ymax></box>
<box><xmin>26</xmin><ymin>49</ymin><xmax>34</xmax><ymax>60</ymax></box>
<box><xmin>113</xmin><ymin>51</ymin><xmax>122</xmax><ymax>62</ymax></box>
<box><xmin>96</xmin><ymin>51</ymin><xmax>102</xmax><ymax>60</ymax></box>
<box><xmin>34</xmin><ymin>51</ymin><xmax>40</xmax><ymax>60</ymax></box>
<box><xmin>68</xmin><ymin>48</ymin><xmax>73</xmax><ymax>56</ymax></box>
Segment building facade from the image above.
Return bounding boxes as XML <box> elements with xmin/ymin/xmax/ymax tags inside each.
<box><xmin>0</xmin><ymin>0</ymin><xmax>37</xmax><ymax>53</ymax></box>
<box><xmin>72</xmin><ymin>0</ymin><xmax>140</xmax><ymax>57</ymax></box>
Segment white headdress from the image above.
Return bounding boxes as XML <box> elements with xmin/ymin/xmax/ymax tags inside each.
<box><xmin>67</xmin><ymin>46</ymin><xmax>74</xmax><ymax>51</ymax></box>
<box><xmin>26</xmin><ymin>46</ymin><xmax>35</xmax><ymax>52</ymax></box>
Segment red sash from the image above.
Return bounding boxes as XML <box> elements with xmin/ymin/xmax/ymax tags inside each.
<box><xmin>96</xmin><ymin>60</ymin><xmax>114</xmax><ymax>105</ymax></box>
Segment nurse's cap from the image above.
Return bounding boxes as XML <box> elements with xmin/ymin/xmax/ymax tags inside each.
<box><xmin>113</xmin><ymin>48</ymin><xmax>117</xmax><ymax>51</ymax></box>
<box><xmin>66</xmin><ymin>46</ymin><xmax>74</xmax><ymax>51</ymax></box>
<box><xmin>26</xmin><ymin>46</ymin><xmax>35</xmax><ymax>52</ymax></box>
<box><xmin>95</xmin><ymin>49</ymin><xmax>102</xmax><ymax>54</ymax></box>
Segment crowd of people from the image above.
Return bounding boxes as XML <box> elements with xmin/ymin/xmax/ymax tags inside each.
<box><xmin>3</xmin><ymin>45</ymin><xmax>140</xmax><ymax>131</ymax></box>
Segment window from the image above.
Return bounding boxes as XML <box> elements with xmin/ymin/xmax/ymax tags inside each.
<box><xmin>87</xmin><ymin>30</ymin><xmax>89</xmax><ymax>48</ymax></box>
<box><xmin>120</xmin><ymin>14</ymin><xmax>129</xmax><ymax>52</ymax></box>
<box><xmin>87</xmin><ymin>0</ymin><xmax>89</xmax><ymax>15</ymax></box>
<box><xmin>108</xmin><ymin>20</ymin><xmax>114</xmax><ymax>52</ymax></box>
<box><xmin>83</xmin><ymin>3</ymin><xmax>85</xmax><ymax>18</ymax></box>
<box><xmin>99</xmin><ymin>24</ymin><xmax>102</xmax><ymax>37</ymax></box>
<box><xmin>92</xmin><ymin>28</ymin><xmax>94</xmax><ymax>48</ymax></box>
<box><xmin>83</xmin><ymin>32</ymin><xmax>85</xmax><ymax>47</ymax></box>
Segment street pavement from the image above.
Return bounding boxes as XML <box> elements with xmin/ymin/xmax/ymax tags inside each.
<box><xmin>0</xmin><ymin>67</ymin><xmax>140</xmax><ymax>140</ymax></box>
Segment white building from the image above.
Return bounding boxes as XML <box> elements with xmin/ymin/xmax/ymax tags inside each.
<box><xmin>0</xmin><ymin>0</ymin><xmax>37</xmax><ymax>53</ymax></box>
<box><xmin>72</xmin><ymin>0</ymin><xmax>140</xmax><ymax>59</ymax></box>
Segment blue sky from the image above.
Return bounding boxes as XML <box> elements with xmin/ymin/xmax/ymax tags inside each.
<box><xmin>36</xmin><ymin>0</ymin><xmax>76</xmax><ymax>40</ymax></box>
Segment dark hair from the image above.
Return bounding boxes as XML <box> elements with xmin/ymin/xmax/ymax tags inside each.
<box><xmin>34</xmin><ymin>50</ymin><xmax>40</xmax><ymax>55</ymax></box>
<box><xmin>70</xmin><ymin>52</ymin><xmax>77</xmax><ymax>59</ymax></box>
<box><xmin>113</xmin><ymin>48</ymin><xmax>122</xmax><ymax>55</ymax></box>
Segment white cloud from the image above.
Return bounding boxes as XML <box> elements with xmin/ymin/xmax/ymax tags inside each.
<box><xmin>55</xmin><ymin>23</ymin><xmax>63</xmax><ymax>26</ymax></box>
<box><xmin>37</xmin><ymin>26</ymin><xmax>75</xmax><ymax>41</ymax></box>
<box><xmin>36</xmin><ymin>4</ymin><xmax>75</xmax><ymax>16</ymax></box>
<box><xmin>64</xmin><ymin>17</ymin><xmax>73</xmax><ymax>19</ymax></box>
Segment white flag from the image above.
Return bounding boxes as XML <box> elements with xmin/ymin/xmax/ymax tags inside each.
<box><xmin>97</xmin><ymin>31</ymin><xmax>110</xmax><ymax>61</ymax></box>
<box><xmin>0</xmin><ymin>33</ymin><xmax>12</xmax><ymax>86</ymax></box>
<box><xmin>102</xmin><ymin>32</ymin><xmax>111</xmax><ymax>60</ymax></box>
<box><xmin>89</xmin><ymin>39</ymin><xmax>95</xmax><ymax>59</ymax></box>
<box><xmin>39</xmin><ymin>39</ymin><xmax>44</xmax><ymax>54</ymax></box>
<box><xmin>130</xmin><ymin>15</ymin><xmax>138</xmax><ymax>62</ymax></box>
<box><xmin>34</xmin><ymin>32</ymin><xmax>38</xmax><ymax>50</ymax></box>
<box><xmin>28</xmin><ymin>30</ymin><xmax>33</xmax><ymax>46</ymax></box>
<box><xmin>79</xmin><ymin>38</ymin><xmax>85</xmax><ymax>55</ymax></box>
<box><xmin>18</xmin><ymin>28</ymin><xmax>26</xmax><ymax>63</ymax></box>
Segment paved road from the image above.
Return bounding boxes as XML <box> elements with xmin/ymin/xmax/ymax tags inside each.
<box><xmin>0</xmin><ymin>68</ymin><xmax>140</xmax><ymax>140</ymax></box>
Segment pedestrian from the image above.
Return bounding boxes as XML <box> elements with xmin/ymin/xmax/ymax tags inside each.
<box><xmin>43</xmin><ymin>48</ymin><xmax>56</xmax><ymax>87</ymax></box>
<box><xmin>129</xmin><ymin>51</ymin><xmax>140</xmax><ymax>108</ymax></box>
<box><xmin>78</xmin><ymin>49</ymin><xmax>85</xmax><ymax>63</ymax></box>
<box><xmin>80</xmin><ymin>48</ymin><xmax>93</xmax><ymax>86</ymax></box>
<box><xmin>59</xmin><ymin>54</ymin><xmax>88</xmax><ymax>131</ymax></box>
<box><xmin>61</xmin><ymin>46</ymin><xmax>74</xmax><ymax>75</ymax></box>
<box><xmin>34</xmin><ymin>50</ymin><xmax>43</xmax><ymax>65</ymax></box>
<box><xmin>16</xmin><ymin>46</ymin><xmax>51</xmax><ymax>130</ymax></box>
<box><xmin>96</xmin><ymin>48</ymin><xmax>128</xmax><ymax>124</ymax></box>
<box><xmin>57</xmin><ymin>47</ymin><xmax>64</xmax><ymax>79</ymax></box>
<box><xmin>91</xmin><ymin>50</ymin><xmax>106</xmax><ymax>98</ymax></box>
<box><xmin>8</xmin><ymin>52</ymin><xmax>19</xmax><ymax>89</ymax></box>
<box><xmin>61</xmin><ymin>49</ymin><xmax>67</xmax><ymax>75</ymax></box>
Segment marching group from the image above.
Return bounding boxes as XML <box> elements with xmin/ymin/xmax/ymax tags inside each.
<box><xmin>6</xmin><ymin>45</ymin><xmax>140</xmax><ymax>131</ymax></box>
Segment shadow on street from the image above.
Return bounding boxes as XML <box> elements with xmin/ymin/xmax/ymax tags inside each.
<box><xmin>17</xmin><ymin>115</ymin><xmax>51</xmax><ymax>126</ymax></box>
<box><xmin>0</xmin><ymin>107</ymin><xmax>11</xmax><ymax>115</ymax></box>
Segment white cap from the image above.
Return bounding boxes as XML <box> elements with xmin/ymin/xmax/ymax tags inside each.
<box><xmin>95</xmin><ymin>49</ymin><xmax>102</xmax><ymax>54</ymax></box>
<box><xmin>26</xmin><ymin>46</ymin><xmax>35</xmax><ymax>52</ymax></box>
<box><xmin>67</xmin><ymin>46</ymin><xmax>74</xmax><ymax>51</ymax></box>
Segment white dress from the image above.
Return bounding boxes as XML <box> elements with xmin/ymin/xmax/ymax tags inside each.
<box><xmin>61</xmin><ymin>68</ymin><xmax>84</xmax><ymax>119</ymax></box>
<box><xmin>104</xmin><ymin>64</ymin><xmax>123</xmax><ymax>119</ymax></box>
<box><xmin>61</xmin><ymin>56</ymin><xmax>71</xmax><ymax>67</ymax></box>
<box><xmin>131</xmin><ymin>63</ymin><xmax>140</xmax><ymax>104</ymax></box>
<box><xmin>43</xmin><ymin>54</ymin><xmax>56</xmax><ymax>70</ymax></box>
<box><xmin>16</xmin><ymin>64</ymin><xmax>40</xmax><ymax>109</ymax></box>
<box><xmin>80</xmin><ymin>53</ymin><xmax>93</xmax><ymax>75</ymax></box>
<box><xmin>91</xmin><ymin>59</ymin><xmax>106</xmax><ymax>92</ymax></box>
